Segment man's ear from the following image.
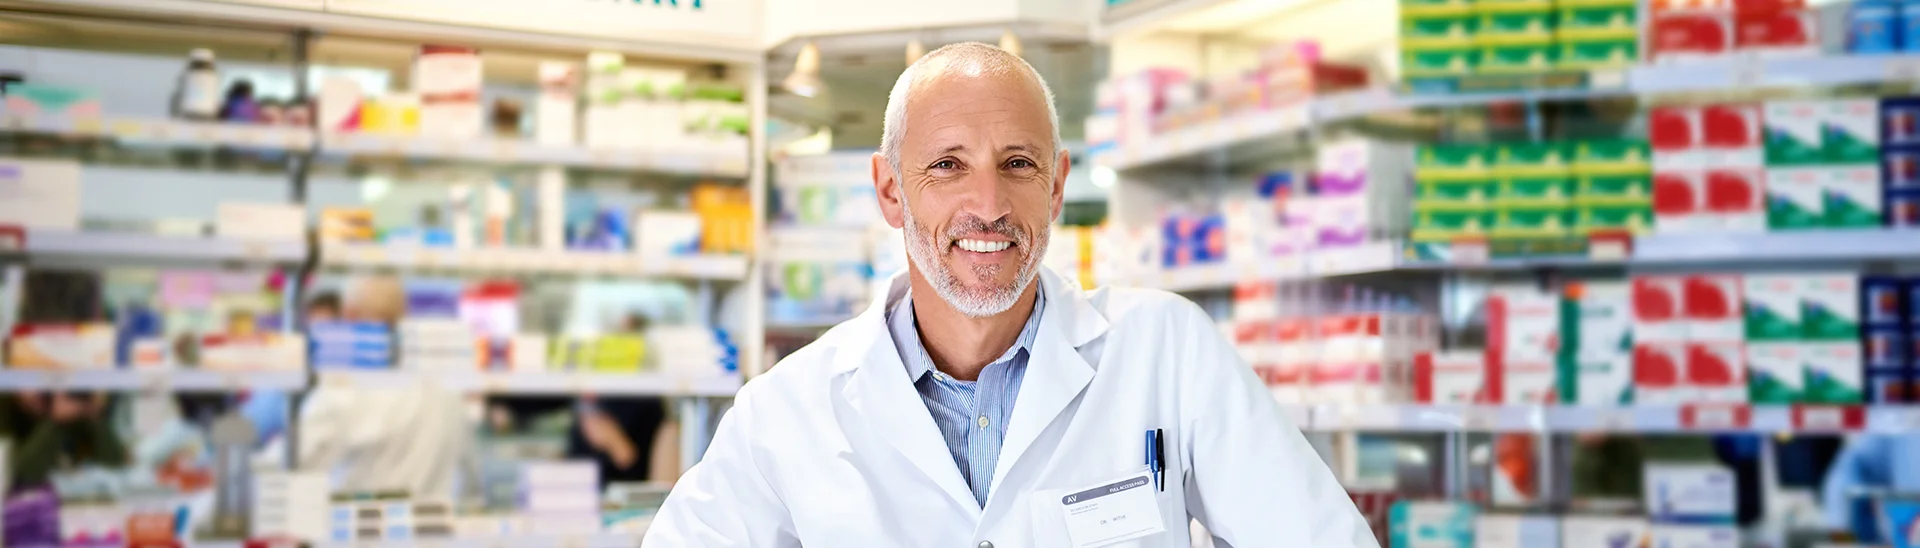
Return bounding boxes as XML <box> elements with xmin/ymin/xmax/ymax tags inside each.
<box><xmin>873</xmin><ymin>152</ymin><xmax>906</xmax><ymax>229</ymax></box>
<box><xmin>1051</xmin><ymin>150</ymin><xmax>1070</xmax><ymax>222</ymax></box>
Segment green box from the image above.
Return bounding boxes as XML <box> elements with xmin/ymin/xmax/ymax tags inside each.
<box><xmin>1494</xmin><ymin>142</ymin><xmax>1571</xmax><ymax>175</ymax></box>
<box><xmin>1577</xmin><ymin>174</ymin><xmax>1653</xmax><ymax>202</ymax></box>
<box><xmin>1473</xmin><ymin>0</ymin><xmax>1554</xmax><ymax>14</ymax></box>
<box><xmin>1475</xmin><ymin>12</ymin><xmax>1554</xmax><ymax>45</ymax></box>
<box><xmin>1555</xmin><ymin>6</ymin><xmax>1637</xmax><ymax>40</ymax></box>
<box><xmin>1556</xmin><ymin>38</ymin><xmax>1638</xmax><ymax>69</ymax></box>
<box><xmin>1573</xmin><ymin>202</ymin><xmax>1652</xmax><ymax>234</ymax></box>
<box><xmin>1417</xmin><ymin>144</ymin><xmax>1494</xmax><ymax>181</ymax></box>
<box><xmin>1501</xmin><ymin>176</ymin><xmax>1575</xmax><ymax>205</ymax></box>
<box><xmin>1491</xmin><ymin>203</ymin><xmax>1572</xmax><ymax>237</ymax></box>
<box><xmin>1417</xmin><ymin>180</ymin><xmax>1498</xmax><ymax>203</ymax></box>
<box><xmin>1765</xmin><ymin>101</ymin><xmax>1827</xmax><ymax>166</ymax></box>
<box><xmin>1403</xmin><ymin>47</ymin><xmax>1481</xmax><ymax>77</ymax></box>
<box><xmin>1743</xmin><ymin>274</ymin><xmax>1803</xmax><ymax>342</ymax></box>
<box><xmin>1823</xmin><ymin>165</ymin><xmax>1883</xmax><ymax>228</ymax></box>
<box><xmin>1480</xmin><ymin>44</ymin><xmax>1557</xmax><ymax>73</ymax></box>
<box><xmin>1824</xmin><ymin>99</ymin><xmax>1880</xmax><ymax>164</ymax></box>
<box><xmin>1571</xmin><ymin>139</ymin><xmax>1650</xmax><ymax>174</ymax></box>
<box><xmin>1412</xmin><ymin>208</ymin><xmax>1493</xmax><ymax>241</ymax></box>
<box><xmin>1403</xmin><ymin>0</ymin><xmax>1476</xmax><ymax>17</ymax></box>
<box><xmin>1403</xmin><ymin>16</ymin><xmax>1478</xmax><ymax>48</ymax></box>
<box><xmin>1765</xmin><ymin>167</ymin><xmax>1826</xmax><ymax>230</ymax></box>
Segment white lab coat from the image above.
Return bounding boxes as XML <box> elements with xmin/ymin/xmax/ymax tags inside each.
<box><xmin>647</xmin><ymin>268</ymin><xmax>1377</xmax><ymax>547</ymax></box>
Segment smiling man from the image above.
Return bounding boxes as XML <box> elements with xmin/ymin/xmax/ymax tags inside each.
<box><xmin>645</xmin><ymin>42</ymin><xmax>1376</xmax><ymax>548</ymax></box>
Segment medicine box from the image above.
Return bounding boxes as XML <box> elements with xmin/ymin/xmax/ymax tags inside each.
<box><xmin>1649</xmin><ymin>524</ymin><xmax>1741</xmax><ymax>548</ymax></box>
<box><xmin>1473</xmin><ymin>514</ymin><xmax>1559</xmax><ymax>548</ymax></box>
<box><xmin>1766</xmin><ymin>100</ymin><xmax>1828</xmax><ymax>166</ymax></box>
<box><xmin>1683</xmin><ymin>274</ymin><xmax>1744</xmax><ymax>342</ymax></box>
<box><xmin>1389</xmin><ymin>500</ymin><xmax>1475</xmax><ymax>548</ymax></box>
<box><xmin>1806</xmin><ymin>341</ymin><xmax>1865</xmax><ymax>404</ymax></box>
<box><xmin>1744</xmin><ymin>274</ymin><xmax>1803</xmax><ymax>341</ymax></box>
<box><xmin>1687</xmin><ymin>341</ymin><xmax>1748</xmax><ymax>403</ymax></box>
<box><xmin>1765</xmin><ymin>167</ymin><xmax>1826</xmax><ymax>229</ymax></box>
<box><xmin>1825</xmin><ymin>99</ymin><xmax>1880</xmax><ymax>163</ymax></box>
<box><xmin>1802</xmin><ymin>273</ymin><xmax>1861</xmax><ymax>341</ymax></box>
<box><xmin>1747</xmin><ymin>342</ymin><xmax>1805</xmax><ymax>403</ymax></box>
<box><xmin>1645</xmin><ymin>463</ymin><xmax>1737</xmax><ymax>523</ymax></box>
<box><xmin>1822</xmin><ymin>165</ymin><xmax>1883</xmax><ymax>228</ymax></box>
<box><xmin>1560</xmin><ymin>515</ymin><xmax>1649</xmax><ymax>548</ymax></box>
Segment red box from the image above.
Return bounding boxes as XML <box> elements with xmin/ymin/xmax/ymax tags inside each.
<box><xmin>1734</xmin><ymin>10</ymin><xmax>1818</xmax><ymax>53</ymax></box>
<box><xmin>1650</xmin><ymin>9</ymin><xmax>1734</xmax><ymax>62</ymax></box>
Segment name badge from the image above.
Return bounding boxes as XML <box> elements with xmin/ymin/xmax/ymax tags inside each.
<box><xmin>1058</xmin><ymin>468</ymin><xmax>1167</xmax><ymax>548</ymax></box>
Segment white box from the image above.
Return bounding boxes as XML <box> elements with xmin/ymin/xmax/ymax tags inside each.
<box><xmin>1632</xmin><ymin>276</ymin><xmax>1689</xmax><ymax>342</ymax></box>
<box><xmin>1649</xmin><ymin>524</ymin><xmax>1741</xmax><ymax>548</ymax></box>
<box><xmin>1742</xmin><ymin>274</ymin><xmax>1803</xmax><ymax>341</ymax></box>
<box><xmin>1746</xmin><ymin>342</ymin><xmax>1806</xmax><ymax>404</ymax></box>
<box><xmin>536</xmin><ymin>61</ymin><xmax>579</xmax><ymax>146</ymax></box>
<box><xmin>1645</xmin><ymin>463</ymin><xmax>1737</xmax><ymax>523</ymax></box>
<box><xmin>634</xmin><ymin>210</ymin><xmax>703</xmax><ymax>258</ymax></box>
<box><xmin>1570</xmin><ymin>354</ymin><xmax>1634</xmax><ymax>405</ymax></box>
<box><xmin>1686</xmin><ymin>341</ymin><xmax>1748</xmax><ymax>403</ymax></box>
<box><xmin>1560</xmin><ymin>515</ymin><xmax>1648</xmax><ymax>548</ymax></box>
<box><xmin>1490</xmin><ymin>287</ymin><xmax>1560</xmax><ymax>363</ymax></box>
<box><xmin>217</xmin><ymin>202</ymin><xmax>306</xmax><ymax>241</ymax></box>
<box><xmin>1503</xmin><ymin>361</ymin><xmax>1557</xmax><ymax>404</ymax></box>
<box><xmin>0</xmin><ymin>157</ymin><xmax>81</xmax><ymax>230</ymax></box>
<box><xmin>1474</xmin><ymin>514</ymin><xmax>1560</xmax><ymax>548</ymax></box>
<box><xmin>1806</xmin><ymin>342</ymin><xmax>1863</xmax><ymax>403</ymax></box>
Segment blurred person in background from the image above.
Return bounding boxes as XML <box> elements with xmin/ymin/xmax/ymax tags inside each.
<box><xmin>488</xmin><ymin>312</ymin><xmax>672</xmax><ymax>487</ymax></box>
<box><xmin>3</xmin><ymin>271</ymin><xmax>129</xmax><ymax>490</ymax></box>
<box><xmin>1821</xmin><ymin>433</ymin><xmax>1920</xmax><ymax>535</ymax></box>
<box><xmin>279</xmin><ymin>275</ymin><xmax>477</xmax><ymax>498</ymax></box>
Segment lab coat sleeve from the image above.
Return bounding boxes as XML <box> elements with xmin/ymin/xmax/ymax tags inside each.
<box><xmin>645</xmin><ymin>385</ymin><xmax>797</xmax><ymax>547</ymax></box>
<box><xmin>1174</xmin><ymin>302</ymin><xmax>1378</xmax><ymax>548</ymax></box>
<box><xmin>1821</xmin><ymin>435</ymin><xmax>1891</xmax><ymax>530</ymax></box>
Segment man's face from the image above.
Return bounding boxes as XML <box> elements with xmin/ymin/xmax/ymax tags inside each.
<box><xmin>875</xmin><ymin>67</ymin><xmax>1067</xmax><ymax>317</ymax></box>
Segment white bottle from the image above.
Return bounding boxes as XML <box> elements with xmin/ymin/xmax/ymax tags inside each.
<box><xmin>175</xmin><ymin>48</ymin><xmax>222</xmax><ymax>120</ymax></box>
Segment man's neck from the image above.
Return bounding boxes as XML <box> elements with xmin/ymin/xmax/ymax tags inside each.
<box><xmin>908</xmin><ymin>270</ymin><xmax>1039</xmax><ymax>382</ymax></box>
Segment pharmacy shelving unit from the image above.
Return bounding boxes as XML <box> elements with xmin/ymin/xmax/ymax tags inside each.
<box><xmin>0</xmin><ymin>4</ymin><xmax>769</xmax><ymax>542</ymax></box>
<box><xmin>1091</xmin><ymin>0</ymin><xmax>1920</xmax><ymax>520</ymax></box>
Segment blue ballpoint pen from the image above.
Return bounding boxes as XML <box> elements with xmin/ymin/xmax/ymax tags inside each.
<box><xmin>1144</xmin><ymin>430</ymin><xmax>1158</xmax><ymax>490</ymax></box>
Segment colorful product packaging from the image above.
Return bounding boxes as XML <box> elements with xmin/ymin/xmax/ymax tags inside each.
<box><xmin>1747</xmin><ymin>342</ymin><xmax>1805</xmax><ymax>403</ymax></box>
<box><xmin>1644</xmin><ymin>463</ymin><xmax>1737</xmax><ymax>524</ymax></box>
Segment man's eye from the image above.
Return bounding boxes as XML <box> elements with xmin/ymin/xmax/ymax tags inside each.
<box><xmin>1007</xmin><ymin>159</ymin><xmax>1035</xmax><ymax>169</ymax></box>
<box><xmin>932</xmin><ymin>160</ymin><xmax>958</xmax><ymax>170</ymax></box>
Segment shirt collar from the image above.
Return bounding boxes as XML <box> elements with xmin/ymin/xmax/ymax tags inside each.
<box><xmin>888</xmin><ymin>283</ymin><xmax>1047</xmax><ymax>382</ymax></box>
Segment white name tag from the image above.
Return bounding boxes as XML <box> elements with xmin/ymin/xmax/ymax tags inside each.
<box><xmin>1058</xmin><ymin>468</ymin><xmax>1167</xmax><ymax>548</ymax></box>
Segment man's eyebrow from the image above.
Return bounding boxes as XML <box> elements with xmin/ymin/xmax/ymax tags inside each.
<box><xmin>1002</xmin><ymin>143</ymin><xmax>1039</xmax><ymax>154</ymax></box>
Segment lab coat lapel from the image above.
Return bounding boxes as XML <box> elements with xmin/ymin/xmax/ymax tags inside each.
<box><xmin>836</xmin><ymin>272</ymin><xmax>982</xmax><ymax>517</ymax></box>
<box><xmin>990</xmin><ymin>269</ymin><xmax>1108</xmax><ymax>501</ymax></box>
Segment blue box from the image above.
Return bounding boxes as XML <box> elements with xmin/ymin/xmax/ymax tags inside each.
<box><xmin>1868</xmin><ymin>367</ymin><xmax>1911</xmax><ymax>403</ymax></box>
<box><xmin>1854</xmin><ymin>0</ymin><xmax>1902</xmax><ymax>53</ymax></box>
<box><xmin>1866</xmin><ymin>277</ymin><xmax>1906</xmax><ymax>327</ymax></box>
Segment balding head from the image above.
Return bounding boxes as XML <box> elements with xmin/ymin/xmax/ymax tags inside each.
<box><xmin>870</xmin><ymin>41</ymin><xmax>1066</xmax><ymax>319</ymax></box>
<box><xmin>878</xmin><ymin>42</ymin><xmax>1062</xmax><ymax>177</ymax></box>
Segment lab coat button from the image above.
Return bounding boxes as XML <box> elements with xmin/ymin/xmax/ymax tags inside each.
<box><xmin>978</xmin><ymin>542</ymin><xmax>993</xmax><ymax>548</ymax></box>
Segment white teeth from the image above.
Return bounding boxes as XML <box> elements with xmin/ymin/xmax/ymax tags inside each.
<box><xmin>955</xmin><ymin>239</ymin><xmax>1012</xmax><ymax>253</ymax></box>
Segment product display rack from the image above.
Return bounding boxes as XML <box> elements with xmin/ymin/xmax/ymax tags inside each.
<box><xmin>1093</xmin><ymin>2</ymin><xmax>1920</xmax><ymax>538</ymax></box>
<box><xmin>0</xmin><ymin>5</ymin><xmax>767</xmax><ymax>544</ymax></box>
<box><xmin>1093</xmin><ymin>54</ymin><xmax>1920</xmax><ymax>173</ymax></box>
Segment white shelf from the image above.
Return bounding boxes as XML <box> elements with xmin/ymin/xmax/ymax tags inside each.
<box><xmin>320</xmin><ymin>244</ymin><xmax>749</xmax><ymax>280</ymax></box>
<box><xmin>1111</xmin><ymin>240</ymin><xmax>1397</xmax><ymax>292</ymax></box>
<box><xmin>1289</xmin><ymin>403</ymin><xmax>1920</xmax><ymax>434</ymax></box>
<box><xmin>320</xmin><ymin>132</ymin><xmax>750</xmax><ymax>178</ymax></box>
<box><xmin>1093</xmin><ymin>54</ymin><xmax>1920</xmax><ymax>172</ymax></box>
<box><xmin>6</xmin><ymin>229</ymin><xmax>305</xmax><ymax>265</ymax></box>
<box><xmin>0</xmin><ymin>113</ymin><xmax>314</xmax><ymax>151</ymax></box>
<box><xmin>193</xmin><ymin>532</ymin><xmax>643</xmax><ymax>548</ymax></box>
<box><xmin>317</xmin><ymin>369</ymin><xmax>740</xmax><ymax>397</ymax></box>
<box><xmin>0</xmin><ymin>368</ymin><xmax>306</xmax><ymax>391</ymax></box>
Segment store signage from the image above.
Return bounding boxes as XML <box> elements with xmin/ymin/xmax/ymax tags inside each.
<box><xmin>324</xmin><ymin>0</ymin><xmax>761</xmax><ymax>51</ymax></box>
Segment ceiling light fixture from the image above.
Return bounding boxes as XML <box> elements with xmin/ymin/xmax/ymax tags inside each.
<box><xmin>998</xmin><ymin>29</ymin><xmax>1022</xmax><ymax>58</ymax></box>
<box><xmin>782</xmin><ymin>41</ymin><xmax>824</xmax><ymax>98</ymax></box>
<box><xmin>906</xmin><ymin>38</ymin><xmax>926</xmax><ymax>65</ymax></box>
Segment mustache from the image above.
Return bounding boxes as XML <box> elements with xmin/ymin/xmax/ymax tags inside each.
<box><xmin>944</xmin><ymin>215</ymin><xmax>1028</xmax><ymax>246</ymax></box>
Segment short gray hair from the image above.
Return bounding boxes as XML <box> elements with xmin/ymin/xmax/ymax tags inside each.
<box><xmin>878</xmin><ymin>42</ymin><xmax>1062</xmax><ymax>177</ymax></box>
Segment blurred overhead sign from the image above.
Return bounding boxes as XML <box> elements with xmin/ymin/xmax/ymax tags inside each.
<box><xmin>325</xmin><ymin>0</ymin><xmax>761</xmax><ymax>47</ymax></box>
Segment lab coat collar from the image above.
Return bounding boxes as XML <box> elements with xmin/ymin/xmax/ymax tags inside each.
<box><xmin>834</xmin><ymin>266</ymin><xmax>1109</xmax><ymax>516</ymax></box>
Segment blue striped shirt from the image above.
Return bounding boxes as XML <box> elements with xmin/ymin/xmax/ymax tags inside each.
<box><xmin>887</xmin><ymin>288</ymin><xmax>1045</xmax><ymax>508</ymax></box>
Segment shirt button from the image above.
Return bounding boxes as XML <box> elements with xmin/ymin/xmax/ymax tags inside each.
<box><xmin>979</xmin><ymin>542</ymin><xmax>993</xmax><ymax>548</ymax></box>
<box><xmin>977</xmin><ymin>415</ymin><xmax>990</xmax><ymax>428</ymax></box>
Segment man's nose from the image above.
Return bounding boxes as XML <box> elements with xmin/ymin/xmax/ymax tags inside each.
<box><xmin>955</xmin><ymin>171</ymin><xmax>1015</xmax><ymax>224</ymax></box>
